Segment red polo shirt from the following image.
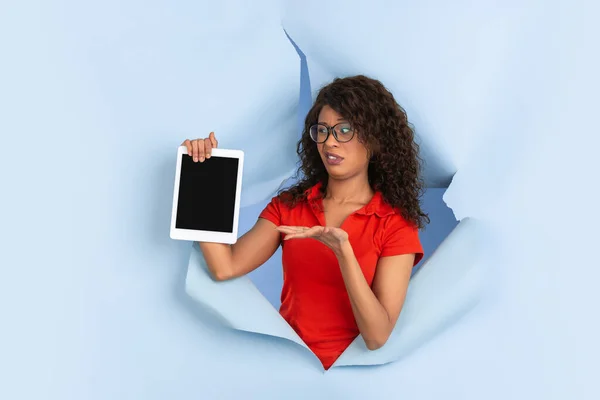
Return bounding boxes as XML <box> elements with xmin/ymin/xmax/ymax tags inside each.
<box><xmin>259</xmin><ymin>182</ymin><xmax>424</xmax><ymax>369</ymax></box>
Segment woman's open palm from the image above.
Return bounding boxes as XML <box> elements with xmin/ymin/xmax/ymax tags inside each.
<box><xmin>276</xmin><ymin>225</ymin><xmax>349</xmax><ymax>253</ymax></box>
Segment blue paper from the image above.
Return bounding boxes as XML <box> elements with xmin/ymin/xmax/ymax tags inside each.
<box><xmin>185</xmin><ymin>218</ymin><xmax>486</xmax><ymax>369</ymax></box>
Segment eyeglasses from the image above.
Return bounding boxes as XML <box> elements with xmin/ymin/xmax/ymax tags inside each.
<box><xmin>309</xmin><ymin>122</ymin><xmax>355</xmax><ymax>143</ymax></box>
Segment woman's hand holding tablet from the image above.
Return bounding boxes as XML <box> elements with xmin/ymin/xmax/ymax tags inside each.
<box><xmin>170</xmin><ymin>132</ymin><xmax>244</xmax><ymax>245</ymax></box>
<box><xmin>181</xmin><ymin>133</ymin><xmax>218</xmax><ymax>163</ymax></box>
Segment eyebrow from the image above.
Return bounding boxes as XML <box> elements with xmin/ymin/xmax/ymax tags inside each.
<box><xmin>317</xmin><ymin>118</ymin><xmax>348</xmax><ymax>125</ymax></box>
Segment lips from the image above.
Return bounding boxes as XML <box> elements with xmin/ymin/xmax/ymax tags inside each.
<box><xmin>325</xmin><ymin>151</ymin><xmax>342</xmax><ymax>158</ymax></box>
<box><xmin>324</xmin><ymin>151</ymin><xmax>344</xmax><ymax>165</ymax></box>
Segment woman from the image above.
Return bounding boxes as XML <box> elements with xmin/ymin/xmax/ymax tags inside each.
<box><xmin>182</xmin><ymin>75</ymin><xmax>429</xmax><ymax>370</ymax></box>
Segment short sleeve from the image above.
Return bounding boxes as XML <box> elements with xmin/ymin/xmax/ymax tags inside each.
<box><xmin>380</xmin><ymin>215</ymin><xmax>424</xmax><ymax>266</ymax></box>
<box><xmin>258</xmin><ymin>196</ymin><xmax>282</xmax><ymax>226</ymax></box>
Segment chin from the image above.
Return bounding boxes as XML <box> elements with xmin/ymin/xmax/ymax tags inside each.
<box><xmin>325</xmin><ymin>167</ymin><xmax>351</xmax><ymax>180</ymax></box>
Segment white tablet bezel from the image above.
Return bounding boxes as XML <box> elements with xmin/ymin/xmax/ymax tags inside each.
<box><xmin>170</xmin><ymin>146</ymin><xmax>244</xmax><ymax>244</ymax></box>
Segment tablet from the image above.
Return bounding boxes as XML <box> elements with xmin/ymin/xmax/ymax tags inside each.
<box><xmin>170</xmin><ymin>146</ymin><xmax>244</xmax><ymax>244</ymax></box>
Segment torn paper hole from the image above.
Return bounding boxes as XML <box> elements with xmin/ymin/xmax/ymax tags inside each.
<box><xmin>182</xmin><ymin>16</ymin><xmax>490</xmax><ymax>369</ymax></box>
<box><xmin>186</xmin><ymin>4</ymin><xmax>496</xmax><ymax>367</ymax></box>
<box><xmin>185</xmin><ymin>215</ymin><xmax>487</xmax><ymax>370</ymax></box>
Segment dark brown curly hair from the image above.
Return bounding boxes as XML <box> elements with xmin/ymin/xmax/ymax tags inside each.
<box><xmin>278</xmin><ymin>75</ymin><xmax>429</xmax><ymax>229</ymax></box>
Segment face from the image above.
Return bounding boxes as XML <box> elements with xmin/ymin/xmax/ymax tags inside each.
<box><xmin>314</xmin><ymin>105</ymin><xmax>370</xmax><ymax>180</ymax></box>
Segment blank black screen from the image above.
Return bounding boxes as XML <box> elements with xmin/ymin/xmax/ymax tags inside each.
<box><xmin>175</xmin><ymin>155</ymin><xmax>239</xmax><ymax>233</ymax></box>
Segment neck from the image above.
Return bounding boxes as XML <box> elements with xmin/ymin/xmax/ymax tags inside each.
<box><xmin>324</xmin><ymin>172</ymin><xmax>373</xmax><ymax>204</ymax></box>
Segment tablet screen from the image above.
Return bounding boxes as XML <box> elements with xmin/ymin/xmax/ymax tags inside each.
<box><xmin>175</xmin><ymin>155</ymin><xmax>239</xmax><ymax>233</ymax></box>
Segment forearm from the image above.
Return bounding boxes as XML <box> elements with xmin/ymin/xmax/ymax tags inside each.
<box><xmin>198</xmin><ymin>219</ymin><xmax>281</xmax><ymax>281</ymax></box>
<box><xmin>334</xmin><ymin>241</ymin><xmax>393</xmax><ymax>350</ymax></box>
<box><xmin>198</xmin><ymin>242</ymin><xmax>235</xmax><ymax>280</ymax></box>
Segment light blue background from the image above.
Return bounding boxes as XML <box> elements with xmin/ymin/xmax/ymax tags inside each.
<box><xmin>1</xmin><ymin>1</ymin><xmax>598</xmax><ymax>399</ymax></box>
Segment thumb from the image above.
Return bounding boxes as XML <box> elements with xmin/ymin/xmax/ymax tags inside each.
<box><xmin>209</xmin><ymin>131</ymin><xmax>218</xmax><ymax>148</ymax></box>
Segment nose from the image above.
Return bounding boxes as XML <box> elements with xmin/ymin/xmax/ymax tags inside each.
<box><xmin>323</xmin><ymin>128</ymin><xmax>339</xmax><ymax>147</ymax></box>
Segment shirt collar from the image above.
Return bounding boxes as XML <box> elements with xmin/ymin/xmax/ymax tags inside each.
<box><xmin>306</xmin><ymin>182</ymin><xmax>396</xmax><ymax>217</ymax></box>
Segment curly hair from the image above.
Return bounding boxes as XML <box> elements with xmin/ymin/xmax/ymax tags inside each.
<box><xmin>278</xmin><ymin>75</ymin><xmax>430</xmax><ymax>229</ymax></box>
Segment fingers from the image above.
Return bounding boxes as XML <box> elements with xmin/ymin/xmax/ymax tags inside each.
<box><xmin>197</xmin><ymin>138</ymin><xmax>206</xmax><ymax>162</ymax></box>
<box><xmin>184</xmin><ymin>132</ymin><xmax>219</xmax><ymax>162</ymax></box>
<box><xmin>182</xmin><ymin>139</ymin><xmax>193</xmax><ymax>156</ymax></box>
<box><xmin>276</xmin><ymin>226</ymin><xmax>308</xmax><ymax>233</ymax></box>
<box><xmin>204</xmin><ymin>138</ymin><xmax>213</xmax><ymax>159</ymax></box>
<box><xmin>283</xmin><ymin>233</ymin><xmax>308</xmax><ymax>240</ymax></box>
<box><xmin>209</xmin><ymin>131</ymin><xmax>218</xmax><ymax>148</ymax></box>
<box><xmin>277</xmin><ymin>226</ymin><xmax>306</xmax><ymax>240</ymax></box>
<box><xmin>191</xmin><ymin>139</ymin><xmax>200</xmax><ymax>162</ymax></box>
<box><xmin>277</xmin><ymin>226</ymin><xmax>322</xmax><ymax>240</ymax></box>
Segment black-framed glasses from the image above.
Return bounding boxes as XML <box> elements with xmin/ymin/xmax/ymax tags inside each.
<box><xmin>309</xmin><ymin>122</ymin><xmax>355</xmax><ymax>143</ymax></box>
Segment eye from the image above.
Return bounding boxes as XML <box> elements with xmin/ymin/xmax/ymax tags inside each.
<box><xmin>338</xmin><ymin>124</ymin><xmax>353</xmax><ymax>134</ymax></box>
